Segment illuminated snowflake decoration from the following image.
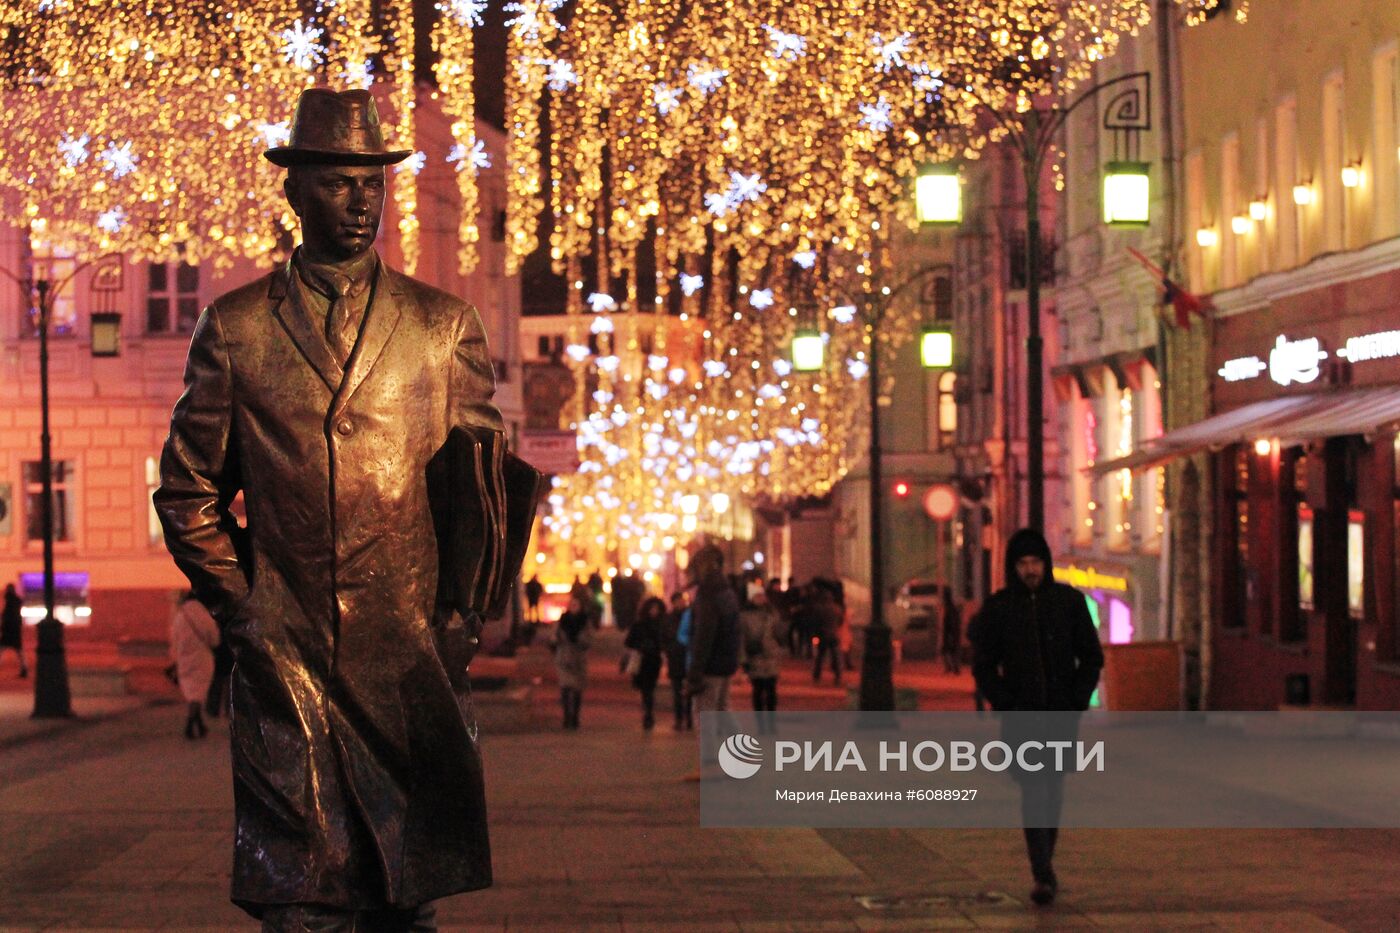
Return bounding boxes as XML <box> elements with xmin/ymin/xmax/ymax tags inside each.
<box><xmin>57</xmin><ymin>134</ymin><xmax>89</xmax><ymax>167</ymax></box>
<box><xmin>99</xmin><ymin>140</ymin><xmax>138</xmax><ymax>179</ymax></box>
<box><xmin>345</xmin><ymin>58</ymin><xmax>374</xmax><ymax>89</ymax></box>
<box><xmin>255</xmin><ymin>121</ymin><xmax>291</xmax><ymax>148</ymax></box>
<box><xmin>545</xmin><ymin>59</ymin><xmax>578</xmax><ymax>92</ymax></box>
<box><xmin>504</xmin><ymin>0</ymin><xmax>565</xmax><ymax>39</ymax></box>
<box><xmin>565</xmin><ymin>343</ymin><xmax>591</xmax><ymax>362</ymax></box>
<box><xmin>702</xmin><ymin>360</ymin><xmax>729</xmax><ymax>378</ymax></box>
<box><xmin>705</xmin><ymin>170</ymin><xmax>767</xmax><ymax>217</ymax></box>
<box><xmin>589</xmin><ymin>315</ymin><xmax>614</xmax><ymax>334</ymax></box>
<box><xmin>442</xmin><ymin>0</ymin><xmax>488</xmax><ymax>28</ymax></box>
<box><xmin>792</xmin><ymin>250</ymin><xmax>817</xmax><ymax>269</ymax></box>
<box><xmin>763</xmin><ymin>24</ymin><xmax>807</xmax><ymax>61</ymax></box>
<box><xmin>772</xmin><ymin>358</ymin><xmax>794</xmax><ymax>377</ymax></box>
<box><xmin>587</xmin><ymin>292</ymin><xmax>618</xmax><ymax>312</ymax></box>
<box><xmin>749</xmin><ymin>288</ymin><xmax>774</xmax><ymax>310</ymax></box>
<box><xmin>279</xmin><ymin>19</ymin><xmax>326</xmax><ymax>71</ymax></box>
<box><xmin>652</xmin><ymin>83</ymin><xmax>683</xmax><ymax>116</ymax></box>
<box><xmin>687</xmin><ymin>64</ymin><xmax>728</xmax><ymax>94</ymax></box>
<box><xmin>912</xmin><ymin>66</ymin><xmax>946</xmax><ymax>102</ymax></box>
<box><xmin>395</xmin><ymin>151</ymin><xmax>427</xmax><ymax>175</ymax></box>
<box><xmin>859</xmin><ymin>97</ymin><xmax>894</xmax><ymax>133</ymax></box>
<box><xmin>596</xmin><ymin>355</ymin><xmax>621</xmax><ymax>373</ymax></box>
<box><xmin>448</xmin><ymin>139</ymin><xmax>491</xmax><ymax>172</ymax></box>
<box><xmin>96</xmin><ymin>206</ymin><xmax>126</xmax><ymax>234</ymax></box>
<box><xmin>831</xmin><ymin>305</ymin><xmax>857</xmax><ymax>324</ymax></box>
<box><xmin>847</xmin><ymin>359</ymin><xmax>870</xmax><ymax>379</ymax></box>
<box><xmin>871</xmin><ymin>32</ymin><xmax>912</xmax><ymax>72</ymax></box>
<box><xmin>679</xmin><ymin>272</ymin><xmax>705</xmax><ymax>296</ymax></box>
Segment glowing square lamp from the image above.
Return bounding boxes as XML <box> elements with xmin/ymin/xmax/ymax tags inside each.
<box><xmin>915</xmin><ymin>164</ymin><xmax>962</xmax><ymax>225</ymax></box>
<box><xmin>920</xmin><ymin>329</ymin><xmax>953</xmax><ymax>369</ymax></box>
<box><xmin>1102</xmin><ymin>162</ymin><xmax>1151</xmax><ymax>226</ymax></box>
<box><xmin>791</xmin><ymin>328</ymin><xmax>825</xmax><ymax>372</ymax></box>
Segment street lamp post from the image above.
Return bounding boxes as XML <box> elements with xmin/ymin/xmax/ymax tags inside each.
<box><xmin>2</xmin><ymin>253</ymin><xmax>119</xmax><ymax>718</ymax></box>
<box><xmin>822</xmin><ymin>264</ymin><xmax>951</xmax><ymax>712</ymax></box>
<box><xmin>926</xmin><ymin>71</ymin><xmax>1153</xmax><ymax>531</ymax></box>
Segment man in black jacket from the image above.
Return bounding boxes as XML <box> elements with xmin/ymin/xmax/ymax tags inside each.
<box><xmin>684</xmin><ymin>544</ymin><xmax>741</xmax><ymax>713</ymax></box>
<box><xmin>970</xmin><ymin>528</ymin><xmax>1103</xmax><ymax>906</ymax></box>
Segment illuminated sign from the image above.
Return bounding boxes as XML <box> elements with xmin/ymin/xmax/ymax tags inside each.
<box><xmin>1218</xmin><ymin>356</ymin><xmax>1267</xmax><ymax>382</ymax></box>
<box><xmin>1268</xmin><ymin>335</ymin><xmax>1327</xmax><ymax>386</ymax></box>
<box><xmin>1059</xmin><ymin>564</ymin><xmax>1130</xmax><ymax>593</ymax></box>
<box><xmin>1337</xmin><ymin>329</ymin><xmax>1400</xmax><ymax>363</ymax></box>
<box><xmin>1218</xmin><ymin>326</ymin><xmax>1400</xmax><ymax>385</ymax></box>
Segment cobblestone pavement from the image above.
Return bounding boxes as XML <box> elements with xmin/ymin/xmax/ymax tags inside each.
<box><xmin>0</xmin><ymin>635</ymin><xmax>1396</xmax><ymax>931</ymax></box>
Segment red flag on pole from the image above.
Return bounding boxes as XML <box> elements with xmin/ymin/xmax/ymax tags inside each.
<box><xmin>1127</xmin><ymin>247</ymin><xmax>1212</xmax><ymax>329</ymax></box>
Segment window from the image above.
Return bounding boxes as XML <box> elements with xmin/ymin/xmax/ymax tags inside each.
<box><xmin>23</xmin><ymin>460</ymin><xmax>74</xmax><ymax>544</ymax></box>
<box><xmin>146</xmin><ymin>260</ymin><xmax>200</xmax><ymax>334</ymax></box>
<box><xmin>146</xmin><ymin>456</ymin><xmax>163</xmax><ymax>547</ymax></box>
<box><xmin>1286</xmin><ymin>448</ymin><xmax>1309</xmax><ymax>642</ymax></box>
<box><xmin>921</xmin><ymin>275</ymin><xmax>953</xmax><ymax>322</ymax></box>
<box><xmin>937</xmin><ymin>372</ymin><xmax>957</xmax><ymax>436</ymax></box>
<box><xmin>1224</xmin><ymin>446</ymin><xmax>1250</xmax><ymax>628</ymax></box>
<box><xmin>22</xmin><ymin>236</ymin><xmax>77</xmax><ymax>337</ymax></box>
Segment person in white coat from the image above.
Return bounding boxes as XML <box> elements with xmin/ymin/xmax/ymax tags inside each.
<box><xmin>169</xmin><ymin>591</ymin><xmax>220</xmax><ymax>739</ymax></box>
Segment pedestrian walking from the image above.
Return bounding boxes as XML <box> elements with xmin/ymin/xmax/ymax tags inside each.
<box><xmin>169</xmin><ymin>591</ymin><xmax>220</xmax><ymax>740</ymax></box>
<box><xmin>970</xmin><ymin>528</ymin><xmax>1103</xmax><ymax>907</ymax></box>
<box><xmin>612</xmin><ymin>571</ymin><xmax>645</xmax><ymax>632</ymax></box>
<box><xmin>683</xmin><ymin>544</ymin><xmax>741</xmax><ymax>714</ymax></box>
<box><xmin>1</xmin><ymin>583</ymin><xmax>28</xmax><ymax>678</ymax></box>
<box><xmin>524</xmin><ymin>575</ymin><xmax>544</xmax><ymax>623</ymax></box>
<box><xmin>941</xmin><ymin>587</ymin><xmax>963</xmax><ymax>675</ymax></box>
<box><xmin>662</xmin><ymin>592</ymin><xmax>693</xmax><ymax>730</ymax></box>
<box><xmin>740</xmin><ymin>588</ymin><xmax>783</xmax><ymax>717</ymax></box>
<box><xmin>552</xmin><ymin>596</ymin><xmax>592</xmax><ymax>729</ymax></box>
<box><xmin>625</xmin><ymin>596</ymin><xmax>666</xmax><ymax>729</ymax></box>
<box><xmin>810</xmin><ymin>581</ymin><xmax>842</xmax><ymax>685</ymax></box>
<box><xmin>205</xmin><ymin>640</ymin><xmax>234</xmax><ymax>719</ymax></box>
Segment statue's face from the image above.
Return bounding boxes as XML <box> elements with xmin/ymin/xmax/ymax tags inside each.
<box><xmin>284</xmin><ymin>164</ymin><xmax>386</xmax><ymax>262</ymax></box>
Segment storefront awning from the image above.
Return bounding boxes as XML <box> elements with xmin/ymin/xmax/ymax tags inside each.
<box><xmin>1089</xmin><ymin>387</ymin><xmax>1400</xmax><ymax>475</ymax></box>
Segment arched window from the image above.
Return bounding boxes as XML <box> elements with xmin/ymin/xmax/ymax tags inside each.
<box><xmin>938</xmin><ymin>371</ymin><xmax>957</xmax><ymax>442</ymax></box>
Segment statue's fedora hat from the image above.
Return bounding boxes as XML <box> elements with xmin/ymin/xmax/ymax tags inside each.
<box><xmin>264</xmin><ymin>88</ymin><xmax>411</xmax><ymax>167</ymax></box>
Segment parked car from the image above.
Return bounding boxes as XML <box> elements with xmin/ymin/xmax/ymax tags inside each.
<box><xmin>891</xmin><ymin>579</ymin><xmax>942</xmax><ymax>634</ymax></box>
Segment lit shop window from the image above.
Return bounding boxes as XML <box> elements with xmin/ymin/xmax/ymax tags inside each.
<box><xmin>146</xmin><ymin>456</ymin><xmax>162</xmax><ymax>546</ymax></box>
<box><xmin>23</xmin><ymin>460</ymin><xmax>74</xmax><ymax>544</ymax></box>
<box><xmin>1078</xmin><ymin>401</ymin><xmax>1099</xmax><ymax>544</ymax></box>
<box><xmin>1108</xmin><ymin>385</ymin><xmax>1134</xmax><ymax>548</ymax></box>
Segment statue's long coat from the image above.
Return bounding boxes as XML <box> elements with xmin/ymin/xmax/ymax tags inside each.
<box><xmin>154</xmin><ymin>258</ymin><xmax>501</xmax><ymax>916</ymax></box>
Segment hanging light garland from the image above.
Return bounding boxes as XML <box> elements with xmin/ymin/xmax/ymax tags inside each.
<box><xmin>0</xmin><ymin>0</ymin><xmax>487</xmax><ymax>273</ymax></box>
<box><xmin>514</xmin><ymin>0</ymin><xmax>1156</xmax><ymax>572</ymax></box>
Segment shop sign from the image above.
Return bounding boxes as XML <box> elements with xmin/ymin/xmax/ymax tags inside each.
<box><xmin>1218</xmin><ymin>356</ymin><xmax>1266</xmax><ymax>383</ymax></box>
<box><xmin>1337</xmin><ymin>329</ymin><xmax>1400</xmax><ymax>363</ymax></box>
<box><xmin>1268</xmin><ymin>335</ymin><xmax>1327</xmax><ymax>386</ymax></box>
<box><xmin>1219</xmin><ymin>328</ymin><xmax>1400</xmax><ymax>385</ymax></box>
<box><xmin>1059</xmin><ymin>564</ymin><xmax>1130</xmax><ymax>593</ymax></box>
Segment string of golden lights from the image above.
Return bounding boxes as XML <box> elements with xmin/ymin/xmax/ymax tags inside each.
<box><xmin>515</xmin><ymin>0</ymin><xmax>1164</xmax><ymax>571</ymax></box>
<box><xmin>0</xmin><ymin>0</ymin><xmax>487</xmax><ymax>273</ymax></box>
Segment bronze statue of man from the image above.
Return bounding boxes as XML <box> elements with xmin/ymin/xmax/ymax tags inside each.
<box><xmin>155</xmin><ymin>88</ymin><xmax>500</xmax><ymax>931</ymax></box>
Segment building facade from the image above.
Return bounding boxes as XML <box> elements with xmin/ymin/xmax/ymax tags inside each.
<box><xmin>1172</xmin><ymin>0</ymin><xmax>1400</xmax><ymax>709</ymax></box>
<box><xmin>1054</xmin><ymin>23</ymin><xmax>1177</xmax><ymax>655</ymax></box>
<box><xmin>0</xmin><ymin>103</ymin><xmax>522</xmax><ymax>645</ymax></box>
